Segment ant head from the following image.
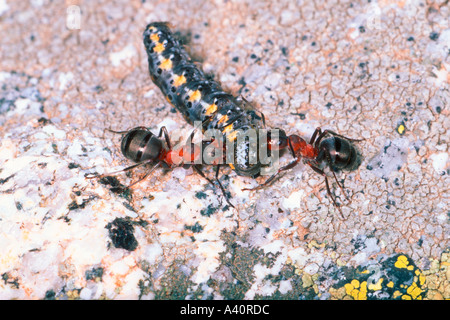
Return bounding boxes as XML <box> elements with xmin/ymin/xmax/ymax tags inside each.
<box><xmin>267</xmin><ymin>128</ymin><xmax>288</xmax><ymax>151</ymax></box>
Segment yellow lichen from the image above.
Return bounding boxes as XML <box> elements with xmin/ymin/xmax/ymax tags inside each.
<box><xmin>406</xmin><ymin>282</ymin><xmax>423</xmax><ymax>299</ymax></box>
<box><xmin>344</xmin><ymin>279</ymin><xmax>367</xmax><ymax>300</ymax></box>
<box><xmin>394</xmin><ymin>255</ymin><xmax>409</xmax><ymax>269</ymax></box>
<box><xmin>368</xmin><ymin>278</ymin><xmax>383</xmax><ymax>291</ymax></box>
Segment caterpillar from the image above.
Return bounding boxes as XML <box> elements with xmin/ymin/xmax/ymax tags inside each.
<box><xmin>143</xmin><ymin>22</ymin><xmax>267</xmax><ymax>178</ymax></box>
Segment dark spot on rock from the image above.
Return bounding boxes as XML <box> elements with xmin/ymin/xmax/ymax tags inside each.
<box><xmin>106</xmin><ymin>218</ymin><xmax>138</xmax><ymax>251</ymax></box>
<box><xmin>429</xmin><ymin>32</ymin><xmax>439</xmax><ymax>41</ymax></box>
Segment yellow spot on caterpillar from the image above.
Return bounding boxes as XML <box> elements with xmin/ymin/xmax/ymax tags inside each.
<box><xmin>223</xmin><ymin>124</ymin><xmax>233</xmax><ymax>134</ymax></box>
<box><xmin>160</xmin><ymin>58</ymin><xmax>173</xmax><ymax>70</ymax></box>
<box><xmin>150</xmin><ymin>33</ymin><xmax>160</xmax><ymax>42</ymax></box>
<box><xmin>205</xmin><ymin>103</ymin><xmax>217</xmax><ymax>115</ymax></box>
<box><xmin>387</xmin><ymin>281</ymin><xmax>394</xmax><ymax>288</ymax></box>
<box><xmin>166</xmin><ymin>96</ymin><xmax>174</xmax><ymax>106</ymax></box>
<box><xmin>227</xmin><ymin>130</ymin><xmax>238</xmax><ymax>142</ymax></box>
<box><xmin>218</xmin><ymin>114</ymin><xmax>229</xmax><ymax>124</ymax></box>
<box><xmin>174</xmin><ymin>74</ymin><xmax>186</xmax><ymax>87</ymax></box>
<box><xmin>189</xmin><ymin>90</ymin><xmax>201</xmax><ymax>102</ymax></box>
<box><xmin>153</xmin><ymin>42</ymin><xmax>165</xmax><ymax>53</ymax></box>
<box><xmin>394</xmin><ymin>255</ymin><xmax>409</xmax><ymax>269</ymax></box>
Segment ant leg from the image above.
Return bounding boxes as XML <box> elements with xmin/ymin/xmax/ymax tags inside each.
<box><xmin>323</xmin><ymin>129</ymin><xmax>364</xmax><ymax>142</ymax></box>
<box><xmin>237</xmin><ymin>97</ymin><xmax>267</xmax><ymax>128</ymax></box>
<box><xmin>319</xmin><ymin>147</ymin><xmax>351</xmax><ymax>203</ymax></box>
<box><xmin>214</xmin><ymin>164</ymin><xmax>235</xmax><ymax>208</ymax></box>
<box><xmin>324</xmin><ymin>174</ymin><xmax>346</xmax><ymax>220</ymax></box>
<box><xmin>85</xmin><ymin>158</ymin><xmax>155</xmax><ymax>180</ymax></box>
<box><xmin>260</xmin><ymin>111</ymin><xmax>266</xmax><ymax>128</ymax></box>
<box><xmin>107</xmin><ymin>126</ymin><xmax>149</xmax><ymax>135</ymax></box>
<box><xmin>126</xmin><ymin>161</ymin><xmax>162</xmax><ymax>188</ymax></box>
<box><xmin>158</xmin><ymin>126</ymin><xmax>172</xmax><ymax>150</ymax></box>
<box><xmin>216</xmin><ymin>114</ymin><xmax>241</xmax><ymax>130</ymax></box>
<box><xmin>202</xmin><ymin>116</ymin><xmax>213</xmax><ymax>129</ymax></box>
<box><xmin>308</xmin><ymin>164</ymin><xmax>346</xmax><ymax>220</ymax></box>
<box><xmin>193</xmin><ymin>165</ymin><xmax>235</xmax><ymax>208</ymax></box>
<box><xmin>309</xmin><ymin>127</ymin><xmax>323</xmax><ymax>145</ymax></box>
<box><xmin>331</xmin><ymin>170</ymin><xmax>351</xmax><ymax>204</ymax></box>
<box><xmin>186</xmin><ymin>129</ymin><xmax>197</xmax><ymax>144</ymax></box>
<box><xmin>313</xmin><ymin>128</ymin><xmax>331</xmax><ymax>148</ymax></box>
<box><xmin>181</xmin><ymin>129</ymin><xmax>202</xmax><ymax>164</ymax></box>
<box><xmin>193</xmin><ymin>165</ymin><xmax>214</xmax><ymax>185</ymax></box>
<box><xmin>253</xmin><ymin>109</ymin><xmax>266</xmax><ymax>128</ymax></box>
<box><xmin>314</xmin><ymin>128</ymin><xmax>364</xmax><ymax>148</ymax></box>
<box><xmin>242</xmin><ymin>157</ymin><xmax>300</xmax><ymax>191</ymax></box>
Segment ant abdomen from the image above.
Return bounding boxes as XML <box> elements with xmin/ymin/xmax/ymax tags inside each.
<box><xmin>317</xmin><ymin>136</ymin><xmax>358</xmax><ymax>172</ymax></box>
<box><xmin>120</xmin><ymin>129</ymin><xmax>163</xmax><ymax>163</ymax></box>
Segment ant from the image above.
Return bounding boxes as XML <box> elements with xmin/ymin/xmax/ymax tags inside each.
<box><xmin>243</xmin><ymin>127</ymin><xmax>363</xmax><ymax>219</ymax></box>
<box><xmin>86</xmin><ymin>126</ymin><xmax>235</xmax><ymax>208</ymax></box>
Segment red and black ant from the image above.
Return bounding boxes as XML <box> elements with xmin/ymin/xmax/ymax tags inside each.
<box><xmin>86</xmin><ymin>126</ymin><xmax>235</xmax><ymax>208</ymax></box>
<box><xmin>243</xmin><ymin>127</ymin><xmax>363</xmax><ymax>219</ymax></box>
